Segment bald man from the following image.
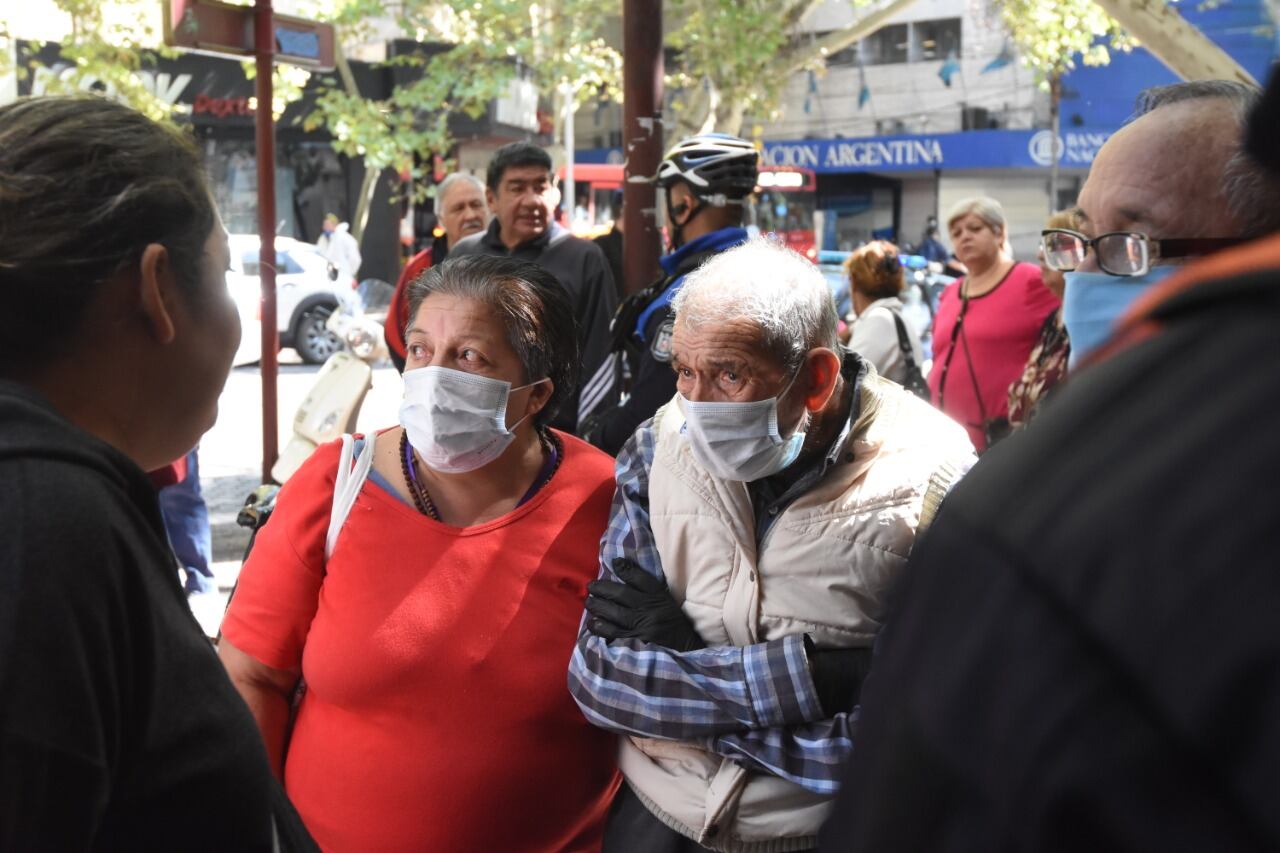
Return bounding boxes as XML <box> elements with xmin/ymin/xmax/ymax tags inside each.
<box><xmin>819</xmin><ymin>79</ymin><xmax>1280</xmax><ymax>851</ymax></box>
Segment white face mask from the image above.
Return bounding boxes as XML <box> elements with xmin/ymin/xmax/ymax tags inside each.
<box><xmin>399</xmin><ymin>366</ymin><xmax>547</xmax><ymax>474</ymax></box>
<box><xmin>680</xmin><ymin>370</ymin><xmax>807</xmax><ymax>482</ymax></box>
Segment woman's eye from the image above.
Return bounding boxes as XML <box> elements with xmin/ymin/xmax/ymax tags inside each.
<box><xmin>461</xmin><ymin>348</ymin><xmax>480</xmax><ymax>362</ymax></box>
<box><xmin>407</xmin><ymin>343</ymin><xmax>427</xmax><ymax>359</ymax></box>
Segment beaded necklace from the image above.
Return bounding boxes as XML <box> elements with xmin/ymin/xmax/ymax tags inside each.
<box><xmin>399</xmin><ymin>429</ymin><xmax>562</xmax><ymax>522</ymax></box>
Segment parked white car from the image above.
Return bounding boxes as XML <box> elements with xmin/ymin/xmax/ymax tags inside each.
<box><xmin>226</xmin><ymin>234</ymin><xmax>358</xmax><ymax>364</ymax></box>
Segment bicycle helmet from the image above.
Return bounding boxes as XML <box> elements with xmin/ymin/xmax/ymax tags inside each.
<box><xmin>656</xmin><ymin>133</ymin><xmax>759</xmax><ymax>202</ymax></box>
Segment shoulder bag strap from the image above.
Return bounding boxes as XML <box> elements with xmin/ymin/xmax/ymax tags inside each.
<box><xmin>890</xmin><ymin>310</ymin><xmax>920</xmax><ymax>372</ymax></box>
<box><xmin>326</xmin><ymin>434</ymin><xmax>376</xmax><ymax>560</ymax></box>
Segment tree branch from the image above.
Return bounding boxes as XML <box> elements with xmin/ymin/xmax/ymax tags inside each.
<box><xmin>782</xmin><ymin>0</ymin><xmax>827</xmax><ymax>31</ymax></box>
<box><xmin>775</xmin><ymin>0</ymin><xmax>921</xmax><ymax>74</ymax></box>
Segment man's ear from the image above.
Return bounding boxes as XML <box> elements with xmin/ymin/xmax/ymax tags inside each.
<box><xmin>137</xmin><ymin>243</ymin><xmax>178</xmax><ymax>345</ymax></box>
<box><xmin>801</xmin><ymin>348</ymin><xmax>843</xmax><ymax>412</ymax></box>
<box><xmin>486</xmin><ymin>186</ymin><xmax>498</xmax><ymax>210</ymax></box>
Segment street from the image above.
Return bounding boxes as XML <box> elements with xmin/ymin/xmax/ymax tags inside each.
<box><xmin>187</xmin><ymin>350</ymin><xmax>403</xmax><ymax>634</ymax></box>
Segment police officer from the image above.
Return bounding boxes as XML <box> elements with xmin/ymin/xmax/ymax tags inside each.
<box><xmin>581</xmin><ymin>133</ymin><xmax>759</xmax><ymax>455</ymax></box>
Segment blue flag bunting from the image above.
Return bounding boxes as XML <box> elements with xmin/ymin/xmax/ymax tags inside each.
<box><xmin>981</xmin><ymin>44</ymin><xmax>1013</xmax><ymax>74</ymax></box>
<box><xmin>939</xmin><ymin>51</ymin><xmax>961</xmax><ymax>87</ymax></box>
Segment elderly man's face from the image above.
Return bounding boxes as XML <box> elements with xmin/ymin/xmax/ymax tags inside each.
<box><xmin>1074</xmin><ymin>99</ymin><xmax>1243</xmax><ymax>269</ymax></box>
<box><xmin>439</xmin><ymin>180</ymin><xmax>488</xmax><ymax>248</ymax></box>
<box><xmin>671</xmin><ymin>316</ymin><xmax>809</xmax><ymax>430</ymax></box>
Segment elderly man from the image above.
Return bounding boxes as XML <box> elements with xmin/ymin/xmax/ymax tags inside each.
<box><xmin>819</xmin><ymin>80</ymin><xmax>1280</xmax><ymax>850</ymax></box>
<box><xmin>451</xmin><ymin>141</ymin><xmax>619</xmax><ymax>433</ymax></box>
<box><xmin>385</xmin><ymin>173</ymin><xmax>489</xmax><ymax>370</ymax></box>
<box><xmin>1042</xmin><ymin>80</ymin><xmax>1280</xmax><ymax>364</ymax></box>
<box><xmin>568</xmin><ymin>238</ymin><xmax>974</xmax><ymax>853</ymax></box>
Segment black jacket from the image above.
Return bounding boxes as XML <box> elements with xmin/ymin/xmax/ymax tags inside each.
<box><xmin>821</xmin><ymin>255</ymin><xmax>1280</xmax><ymax>851</ymax></box>
<box><xmin>581</xmin><ymin>227</ymin><xmax>747</xmax><ymax>456</ymax></box>
<box><xmin>0</xmin><ymin>383</ymin><xmax>315</xmax><ymax>851</ymax></box>
<box><xmin>451</xmin><ymin>221</ymin><xmax>619</xmax><ymax>434</ymax></box>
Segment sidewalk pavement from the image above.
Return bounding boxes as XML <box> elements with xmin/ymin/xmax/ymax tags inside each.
<box><xmin>186</xmin><ymin>357</ymin><xmax>403</xmax><ymax>637</ymax></box>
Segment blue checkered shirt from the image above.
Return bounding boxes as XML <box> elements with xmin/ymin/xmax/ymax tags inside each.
<box><xmin>567</xmin><ymin>420</ymin><xmax>857</xmax><ymax>795</ymax></box>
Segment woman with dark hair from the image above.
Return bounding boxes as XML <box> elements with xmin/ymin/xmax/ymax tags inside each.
<box><xmin>0</xmin><ymin>97</ymin><xmax>313</xmax><ymax>849</ymax></box>
<box><xmin>219</xmin><ymin>254</ymin><xmax>620</xmax><ymax>852</ymax></box>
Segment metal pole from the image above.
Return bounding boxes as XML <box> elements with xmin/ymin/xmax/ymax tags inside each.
<box><xmin>621</xmin><ymin>0</ymin><xmax>663</xmax><ymax>295</ymax></box>
<box><xmin>563</xmin><ymin>84</ymin><xmax>576</xmax><ymax>230</ymax></box>
<box><xmin>255</xmin><ymin>0</ymin><xmax>279</xmax><ymax>483</ymax></box>
<box><xmin>1049</xmin><ymin>73</ymin><xmax>1061</xmax><ymax>216</ymax></box>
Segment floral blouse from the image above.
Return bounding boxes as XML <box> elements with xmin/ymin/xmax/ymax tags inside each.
<box><xmin>1007</xmin><ymin>307</ymin><xmax>1070</xmax><ymax>429</ymax></box>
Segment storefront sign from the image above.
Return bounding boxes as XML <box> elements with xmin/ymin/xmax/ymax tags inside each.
<box><xmin>759</xmin><ymin>128</ymin><xmax>1114</xmax><ymax>173</ymax></box>
<box><xmin>576</xmin><ymin>127</ymin><xmax>1113</xmax><ymax>174</ymax></box>
<box><xmin>15</xmin><ymin>40</ymin><xmax>329</xmax><ymax>129</ymax></box>
<box><xmin>26</xmin><ymin>63</ymin><xmax>194</xmax><ymax>107</ymax></box>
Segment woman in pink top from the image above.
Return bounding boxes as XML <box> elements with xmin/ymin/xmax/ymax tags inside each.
<box><xmin>928</xmin><ymin>197</ymin><xmax>1060</xmax><ymax>451</ymax></box>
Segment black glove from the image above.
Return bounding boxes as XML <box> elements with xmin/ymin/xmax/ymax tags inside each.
<box><xmin>585</xmin><ymin>558</ymin><xmax>706</xmax><ymax>652</ymax></box>
<box><xmin>806</xmin><ymin>638</ymin><xmax>873</xmax><ymax>717</ymax></box>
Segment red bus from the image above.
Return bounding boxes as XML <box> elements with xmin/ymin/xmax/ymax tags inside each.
<box><xmin>558</xmin><ymin>163</ymin><xmax>819</xmax><ymax>258</ymax></box>
<box><xmin>749</xmin><ymin>166</ymin><xmax>818</xmax><ymax>259</ymax></box>
<box><xmin>556</xmin><ymin>164</ymin><xmax>624</xmax><ymax>239</ymax></box>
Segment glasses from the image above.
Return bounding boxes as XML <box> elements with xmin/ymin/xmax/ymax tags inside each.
<box><xmin>1040</xmin><ymin>229</ymin><xmax>1242</xmax><ymax>277</ymax></box>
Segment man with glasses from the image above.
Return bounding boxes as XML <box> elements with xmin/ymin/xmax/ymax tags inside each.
<box><xmin>1034</xmin><ymin>80</ymin><xmax>1280</xmax><ymax>365</ymax></box>
<box><xmin>817</xmin><ymin>76</ymin><xmax>1280</xmax><ymax>851</ymax></box>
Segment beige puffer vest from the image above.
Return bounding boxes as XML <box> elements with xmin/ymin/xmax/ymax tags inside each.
<box><xmin>618</xmin><ymin>372</ymin><xmax>974</xmax><ymax>852</ymax></box>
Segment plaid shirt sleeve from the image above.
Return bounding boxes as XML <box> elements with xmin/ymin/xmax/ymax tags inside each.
<box><xmin>701</xmin><ymin>713</ymin><xmax>857</xmax><ymax>794</ymax></box>
<box><xmin>567</xmin><ymin>420</ymin><xmax>827</xmax><ymax>742</ymax></box>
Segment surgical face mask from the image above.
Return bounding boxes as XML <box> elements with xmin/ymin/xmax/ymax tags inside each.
<box><xmin>1063</xmin><ymin>266</ymin><xmax>1181</xmax><ymax>368</ymax></box>
<box><xmin>680</xmin><ymin>371</ymin><xmax>807</xmax><ymax>482</ymax></box>
<box><xmin>399</xmin><ymin>366</ymin><xmax>547</xmax><ymax>474</ymax></box>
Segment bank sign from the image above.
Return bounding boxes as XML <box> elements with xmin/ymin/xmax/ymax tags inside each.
<box><xmin>762</xmin><ymin>128</ymin><xmax>1113</xmax><ymax>173</ymax></box>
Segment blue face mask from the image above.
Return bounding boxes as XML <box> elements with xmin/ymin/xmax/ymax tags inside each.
<box><xmin>1063</xmin><ymin>266</ymin><xmax>1181</xmax><ymax>367</ymax></box>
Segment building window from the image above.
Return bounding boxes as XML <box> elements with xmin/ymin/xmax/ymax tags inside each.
<box><xmin>826</xmin><ymin>42</ymin><xmax>859</xmax><ymax>66</ymax></box>
<box><xmin>862</xmin><ymin>24</ymin><xmax>909</xmax><ymax>66</ymax></box>
<box><xmin>911</xmin><ymin>19</ymin><xmax>961</xmax><ymax>62</ymax></box>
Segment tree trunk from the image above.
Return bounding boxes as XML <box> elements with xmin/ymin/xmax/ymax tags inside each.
<box><xmin>672</xmin><ymin>77</ymin><xmax>718</xmax><ymax>140</ymax></box>
<box><xmin>1091</xmin><ymin>0</ymin><xmax>1257</xmax><ymax>84</ymax></box>
<box><xmin>352</xmin><ymin>165</ymin><xmax>379</xmax><ymax>246</ymax></box>
<box><xmin>715</xmin><ymin>97</ymin><xmax>748</xmax><ymax>137</ymax></box>
<box><xmin>334</xmin><ymin>39</ymin><xmax>376</xmax><ymax>243</ymax></box>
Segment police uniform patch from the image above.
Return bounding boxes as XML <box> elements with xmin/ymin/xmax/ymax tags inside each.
<box><xmin>650</xmin><ymin>317</ymin><xmax>675</xmax><ymax>363</ymax></box>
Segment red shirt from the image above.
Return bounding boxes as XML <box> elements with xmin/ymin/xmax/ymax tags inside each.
<box><xmin>928</xmin><ymin>262</ymin><xmax>1060</xmax><ymax>451</ymax></box>
<box><xmin>221</xmin><ymin>431</ymin><xmax>621</xmax><ymax>852</ymax></box>
<box><xmin>385</xmin><ymin>248</ymin><xmax>436</xmax><ymax>364</ymax></box>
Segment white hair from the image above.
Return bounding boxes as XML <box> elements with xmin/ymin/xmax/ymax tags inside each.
<box><xmin>671</xmin><ymin>237</ymin><xmax>840</xmax><ymax>373</ymax></box>
<box><xmin>433</xmin><ymin>173</ymin><xmax>486</xmax><ymax>217</ymax></box>
<box><xmin>945</xmin><ymin>196</ymin><xmax>1007</xmax><ymax>236</ymax></box>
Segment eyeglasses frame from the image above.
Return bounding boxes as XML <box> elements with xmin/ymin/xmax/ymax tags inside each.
<box><xmin>1040</xmin><ymin>228</ymin><xmax>1244</xmax><ymax>277</ymax></box>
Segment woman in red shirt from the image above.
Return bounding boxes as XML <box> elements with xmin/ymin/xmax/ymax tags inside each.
<box><xmin>928</xmin><ymin>197</ymin><xmax>1061</xmax><ymax>451</ymax></box>
<box><xmin>219</xmin><ymin>255</ymin><xmax>620</xmax><ymax>852</ymax></box>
